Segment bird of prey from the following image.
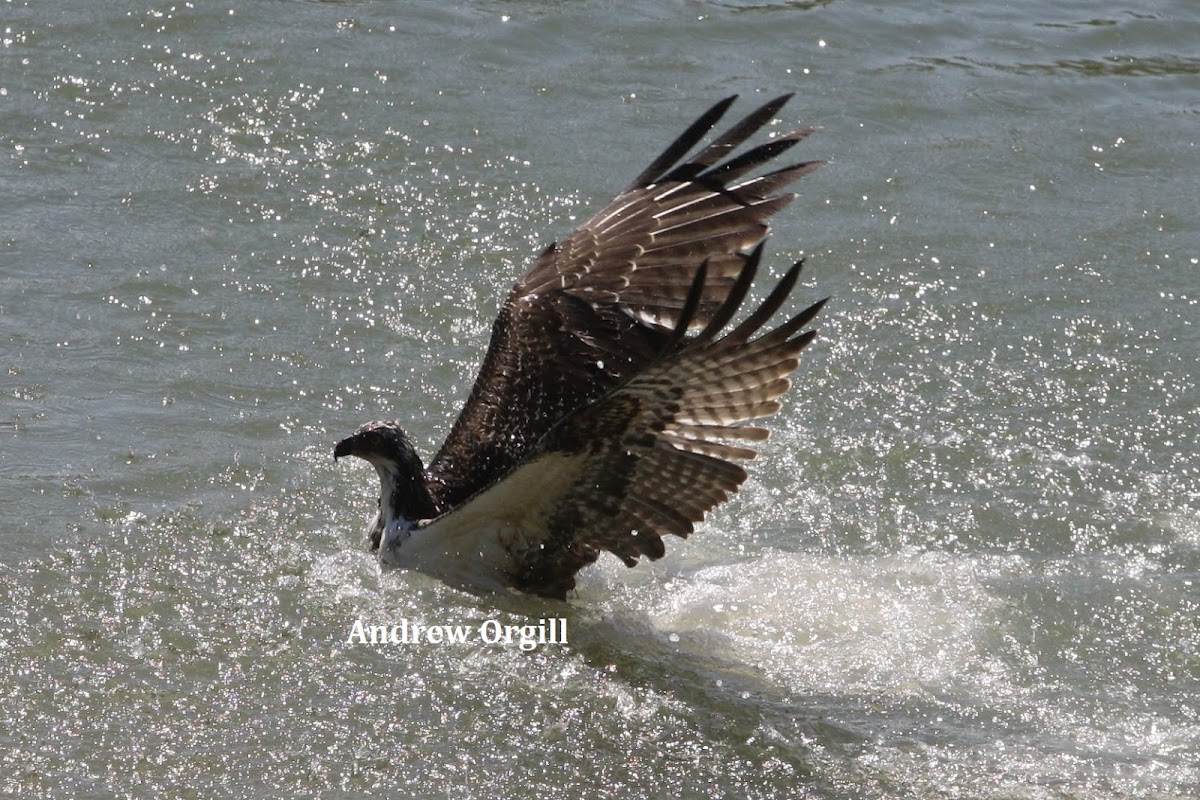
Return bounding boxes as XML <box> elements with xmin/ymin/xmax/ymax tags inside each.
<box><xmin>335</xmin><ymin>94</ymin><xmax>826</xmax><ymax>599</ymax></box>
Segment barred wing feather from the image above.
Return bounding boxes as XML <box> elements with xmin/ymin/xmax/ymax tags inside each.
<box><xmin>420</xmin><ymin>247</ymin><xmax>825</xmax><ymax>599</ymax></box>
<box><xmin>425</xmin><ymin>95</ymin><xmax>822</xmax><ymax>513</ymax></box>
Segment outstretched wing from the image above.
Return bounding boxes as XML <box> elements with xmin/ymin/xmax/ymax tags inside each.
<box><xmin>425</xmin><ymin>95</ymin><xmax>823</xmax><ymax>513</ymax></box>
<box><xmin>419</xmin><ymin>247</ymin><xmax>826</xmax><ymax>599</ymax></box>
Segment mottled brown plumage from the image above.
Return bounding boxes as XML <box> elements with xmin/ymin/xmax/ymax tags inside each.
<box><xmin>335</xmin><ymin>95</ymin><xmax>826</xmax><ymax>598</ymax></box>
<box><xmin>424</xmin><ymin>94</ymin><xmax>821</xmax><ymax>513</ymax></box>
<box><xmin>508</xmin><ymin>251</ymin><xmax>825</xmax><ymax>597</ymax></box>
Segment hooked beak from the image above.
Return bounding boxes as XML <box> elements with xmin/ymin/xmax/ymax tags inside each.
<box><xmin>333</xmin><ymin>436</ymin><xmax>355</xmax><ymax>462</ymax></box>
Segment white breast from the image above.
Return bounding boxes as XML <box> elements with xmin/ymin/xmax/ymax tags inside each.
<box><xmin>379</xmin><ymin>516</ymin><xmax>514</xmax><ymax>594</ymax></box>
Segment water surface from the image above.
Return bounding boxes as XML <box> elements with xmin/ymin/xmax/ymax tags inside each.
<box><xmin>2</xmin><ymin>1</ymin><xmax>1198</xmax><ymax>797</ymax></box>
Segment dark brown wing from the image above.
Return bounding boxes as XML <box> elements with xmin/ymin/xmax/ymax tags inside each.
<box><xmin>424</xmin><ymin>95</ymin><xmax>822</xmax><ymax>512</ymax></box>
<box><xmin>419</xmin><ymin>248</ymin><xmax>825</xmax><ymax>599</ymax></box>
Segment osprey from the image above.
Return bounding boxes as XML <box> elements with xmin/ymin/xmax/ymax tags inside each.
<box><xmin>335</xmin><ymin>94</ymin><xmax>827</xmax><ymax>599</ymax></box>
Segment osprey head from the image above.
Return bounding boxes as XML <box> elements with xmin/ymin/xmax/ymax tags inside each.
<box><xmin>334</xmin><ymin>420</ymin><xmax>422</xmax><ymax>471</ymax></box>
<box><xmin>334</xmin><ymin>420</ymin><xmax>437</xmax><ymax>550</ymax></box>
